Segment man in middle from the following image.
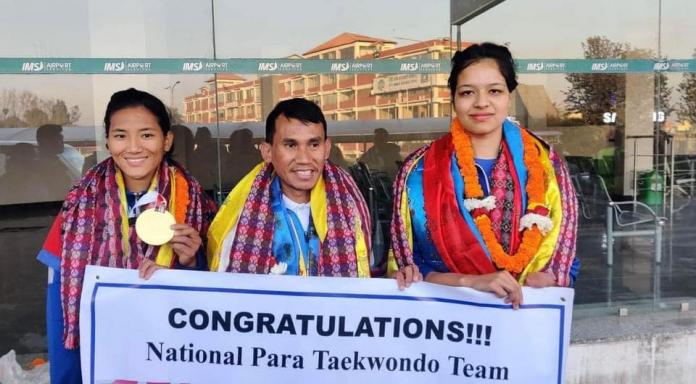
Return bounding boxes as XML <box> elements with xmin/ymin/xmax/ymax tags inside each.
<box><xmin>208</xmin><ymin>98</ymin><xmax>372</xmax><ymax>277</ymax></box>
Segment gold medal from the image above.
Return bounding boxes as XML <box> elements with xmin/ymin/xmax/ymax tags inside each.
<box><xmin>135</xmin><ymin>208</ymin><xmax>176</xmax><ymax>245</ymax></box>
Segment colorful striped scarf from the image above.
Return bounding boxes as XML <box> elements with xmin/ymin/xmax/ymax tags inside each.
<box><xmin>390</xmin><ymin>121</ymin><xmax>578</xmax><ymax>286</ymax></box>
<box><xmin>59</xmin><ymin>158</ymin><xmax>216</xmax><ymax>348</ymax></box>
<box><xmin>208</xmin><ymin>161</ymin><xmax>371</xmax><ymax>277</ymax></box>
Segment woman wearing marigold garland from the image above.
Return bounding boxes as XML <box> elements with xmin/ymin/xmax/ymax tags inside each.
<box><xmin>391</xmin><ymin>43</ymin><xmax>579</xmax><ymax>307</ymax></box>
<box><xmin>36</xmin><ymin>88</ymin><xmax>217</xmax><ymax>383</ymax></box>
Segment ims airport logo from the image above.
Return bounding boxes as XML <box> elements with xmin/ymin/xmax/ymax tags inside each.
<box><xmin>182</xmin><ymin>62</ymin><xmax>203</xmax><ymax>71</ymax></box>
<box><xmin>526</xmin><ymin>62</ymin><xmax>544</xmax><ymax>71</ymax></box>
<box><xmin>22</xmin><ymin>61</ymin><xmax>71</xmax><ymax>72</ymax></box>
<box><xmin>653</xmin><ymin>62</ymin><xmax>670</xmax><ymax>71</ymax></box>
<box><xmin>258</xmin><ymin>62</ymin><xmax>278</xmax><ymax>72</ymax></box>
<box><xmin>104</xmin><ymin>62</ymin><xmax>125</xmax><ymax>72</ymax></box>
<box><xmin>21</xmin><ymin>62</ymin><xmax>44</xmax><ymax>72</ymax></box>
<box><xmin>330</xmin><ymin>62</ymin><xmax>350</xmax><ymax>72</ymax></box>
<box><xmin>591</xmin><ymin>62</ymin><xmax>609</xmax><ymax>71</ymax></box>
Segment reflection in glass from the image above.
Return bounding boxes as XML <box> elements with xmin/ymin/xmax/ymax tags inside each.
<box><xmin>222</xmin><ymin>128</ymin><xmax>262</xmax><ymax>191</ymax></box>
<box><xmin>357</xmin><ymin>128</ymin><xmax>403</xmax><ymax>182</ymax></box>
<box><xmin>0</xmin><ymin>124</ymin><xmax>83</xmax><ymax>205</ymax></box>
<box><xmin>329</xmin><ymin>141</ymin><xmax>350</xmax><ymax>169</ymax></box>
<box><xmin>189</xmin><ymin>127</ymin><xmax>219</xmax><ymax>196</ymax></box>
<box><xmin>170</xmin><ymin>124</ymin><xmax>195</xmax><ymax>168</ymax></box>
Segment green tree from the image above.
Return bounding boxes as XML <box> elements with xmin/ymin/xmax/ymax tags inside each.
<box><xmin>69</xmin><ymin>105</ymin><xmax>81</xmax><ymax>124</ymax></box>
<box><xmin>0</xmin><ymin>116</ymin><xmax>24</xmax><ymax>128</ymax></box>
<box><xmin>564</xmin><ymin>36</ymin><xmax>672</xmax><ymax>125</ymax></box>
<box><xmin>50</xmin><ymin>99</ymin><xmax>71</xmax><ymax>125</ymax></box>
<box><xmin>564</xmin><ymin>36</ymin><xmax>629</xmax><ymax>124</ymax></box>
<box><xmin>655</xmin><ymin>72</ymin><xmax>673</xmax><ymax>118</ymax></box>
<box><xmin>677</xmin><ymin>49</ymin><xmax>696</xmax><ymax>124</ymax></box>
<box><xmin>169</xmin><ymin>107</ymin><xmax>184</xmax><ymax>125</ymax></box>
<box><xmin>23</xmin><ymin>107</ymin><xmax>49</xmax><ymax>127</ymax></box>
<box><xmin>0</xmin><ymin>89</ymin><xmax>81</xmax><ymax>127</ymax></box>
<box><xmin>49</xmin><ymin>99</ymin><xmax>81</xmax><ymax>125</ymax></box>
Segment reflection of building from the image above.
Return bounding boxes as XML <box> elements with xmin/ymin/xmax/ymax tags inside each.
<box><xmin>183</xmin><ymin>32</ymin><xmax>459</xmax><ymax>124</ymax></box>
<box><xmin>185</xmin><ymin>74</ymin><xmax>261</xmax><ymax>123</ymax></box>
<box><xmin>510</xmin><ymin>84</ymin><xmax>560</xmax><ymax>130</ymax></box>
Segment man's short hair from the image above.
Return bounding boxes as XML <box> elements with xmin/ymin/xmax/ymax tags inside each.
<box><xmin>36</xmin><ymin>124</ymin><xmax>62</xmax><ymax>145</ymax></box>
<box><xmin>265</xmin><ymin>98</ymin><xmax>327</xmax><ymax>144</ymax></box>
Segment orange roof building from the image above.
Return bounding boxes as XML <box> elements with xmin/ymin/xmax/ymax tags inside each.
<box><xmin>183</xmin><ymin>33</ymin><xmax>459</xmax><ymax>124</ymax></box>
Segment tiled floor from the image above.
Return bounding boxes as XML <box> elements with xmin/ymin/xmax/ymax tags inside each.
<box><xmin>574</xmin><ymin>197</ymin><xmax>696</xmax><ymax>307</ymax></box>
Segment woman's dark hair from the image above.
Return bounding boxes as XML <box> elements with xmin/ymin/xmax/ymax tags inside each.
<box><xmin>104</xmin><ymin>88</ymin><xmax>171</xmax><ymax>135</ymax></box>
<box><xmin>447</xmin><ymin>42</ymin><xmax>518</xmax><ymax>99</ymax></box>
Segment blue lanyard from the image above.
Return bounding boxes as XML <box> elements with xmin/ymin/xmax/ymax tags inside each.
<box><xmin>286</xmin><ymin>209</ymin><xmax>309</xmax><ymax>269</ymax></box>
<box><xmin>270</xmin><ymin>177</ymin><xmax>320</xmax><ymax>275</ymax></box>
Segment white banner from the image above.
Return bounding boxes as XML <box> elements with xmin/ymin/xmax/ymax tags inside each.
<box><xmin>80</xmin><ymin>266</ymin><xmax>573</xmax><ymax>384</ymax></box>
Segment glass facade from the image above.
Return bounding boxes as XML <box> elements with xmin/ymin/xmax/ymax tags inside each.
<box><xmin>453</xmin><ymin>0</ymin><xmax>696</xmax><ymax>315</ymax></box>
<box><xmin>1</xmin><ymin>0</ymin><xmax>695</xmax><ymax>357</ymax></box>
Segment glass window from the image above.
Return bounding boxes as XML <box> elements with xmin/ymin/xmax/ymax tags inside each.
<box><xmin>339</xmin><ymin>47</ymin><xmax>355</xmax><ymax>59</ymax></box>
<box><xmin>307</xmin><ymin>75</ymin><xmax>320</xmax><ymax>89</ymax></box>
<box><xmin>323</xmin><ymin>93</ymin><xmax>338</xmax><ymax>107</ymax></box>
<box><xmin>3</xmin><ymin>0</ymin><xmax>696</xmax><ymax>363</ymax></box>
<box><xmin>292</xmin><ymin>78</ymin><xmax>305</xmax><ymax>91</ymax></box>
<box><xmin>321</xmin><ymin>74</ymin><xmax>336</xmax><ymax>85</ymax></box>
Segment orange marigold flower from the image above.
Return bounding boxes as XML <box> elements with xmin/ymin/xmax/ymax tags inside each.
<box><xmin>451</xmin><ymin>120</ymin><xmax>549</xmax><ymax>273</ymax></box>
<box><xmin>174</xmin><ymin>170</ymin><xmax>189</xmax><ymax>224</ymax></box>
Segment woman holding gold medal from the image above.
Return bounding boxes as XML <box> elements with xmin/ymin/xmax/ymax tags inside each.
<box><xmin>37</xmin><ymin>88</ymin><xmax>217</xmax><ymax>383</ymax></box>
<box><xmin>391</xmin><ymin>43</ymin><xmax>580</xmax><ymax>306</ymax></box>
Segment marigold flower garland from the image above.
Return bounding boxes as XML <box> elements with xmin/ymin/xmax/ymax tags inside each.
<box><xmin>173</xmin><ymin>169</ymin><xmax>190</xmax><ymax>224</ymax></box>
<box><xmin>450</xmin><ymin>119</ymin><xmax>551</xmax><ymax>273</ymax></box>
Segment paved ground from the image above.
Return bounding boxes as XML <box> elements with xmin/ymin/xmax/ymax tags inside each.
<box><xmin>574</xmin><ymin>197</ymin><xmax>696</xmax><ymax>306</ymax></box>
